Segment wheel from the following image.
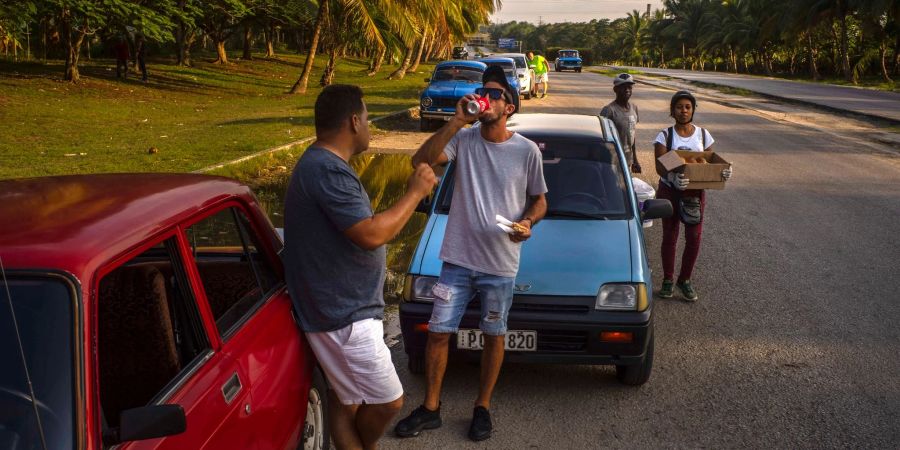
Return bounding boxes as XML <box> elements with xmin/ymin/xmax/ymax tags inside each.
<box><xmin>615</xmin><ymin>326</ymin><xmax>654</xmax><ymax>386</ymax></box>
<box><xmin>408</xmin><ymin>354</ymin><xmax>425</xmax><ymax>374</ymax></box>
<box><xmin>300</xmin><ymin>368</ymin><xmax>330</xmax><ymax>450</ymax></box>
<box><xmin>419</xmin><ymin>118</ymin><xmax>433</xmax><ymax>132</ymax></box>
<box><xmin>576</xmin><ymin>68</ymin><xmax>582</xmax><ymax>73</ymax></box>
<box><xmin>524</xmin><ymin>89</ymin><xmax>531</xmax><ymax>100</ymax></box>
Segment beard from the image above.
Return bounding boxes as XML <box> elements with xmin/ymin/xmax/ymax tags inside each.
<box><xmin>478</xmin><ymin>112</ymin><xmax>503</xmax><ymax>126</ymax></box>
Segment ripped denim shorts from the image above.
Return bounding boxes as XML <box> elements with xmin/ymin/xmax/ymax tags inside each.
<box><xmin>428</xmin><ymin>262</ymin><xmax>515</xmax><ymax>336</ymax></box>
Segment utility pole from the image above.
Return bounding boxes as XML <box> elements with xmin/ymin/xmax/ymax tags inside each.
<box><xmin>25</xmin><ymin>23</ymin><xmax>31</xmax><ymax>61</ymax></box>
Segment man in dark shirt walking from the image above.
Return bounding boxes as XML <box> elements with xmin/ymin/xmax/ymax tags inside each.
<box><xmin>284</xmin><ymin>84</ymin><xmax>437</xmax><ymax>450</ymax></box>
<box><xmin>600</xmin><ymin>73</ymin><xmax>641</xmax><ymax>173</ymax></box>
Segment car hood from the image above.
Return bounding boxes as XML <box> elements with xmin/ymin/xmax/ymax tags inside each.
<box><xmin>416</xmin><ymin>215</ymin><xmax>633</xmax><ymax>296</ymax></box>
<box><xmin>423</xmin><ymin>81</ymin><xmax>481</xmax><ymax>98</ymax></box>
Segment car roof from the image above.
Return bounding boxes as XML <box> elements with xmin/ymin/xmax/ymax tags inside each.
<box><xmin>436</xmin><ymin>60</ymin><xmax>485</xmax><ymax>70</ymax></box>
<box><xmin>506</xmin><ymin>113</ymin><xmax>615</xmax><ymax>142</ymax></box>
<box><xmin>479</xmin><ymin>57</ymin><xmax>515</xmax><ymax>65</ymax></box>
<box><xmin>495</xmin><ymin>53</ymin><xmax>526</xmax><ymax>58</ymax></box>
<box><xmin>0</xmin><ymin>173</ymin><xmax>254</xmax><ymax>276</ymax></box>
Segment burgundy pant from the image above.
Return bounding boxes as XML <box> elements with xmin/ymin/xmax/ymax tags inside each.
<box><xmin>656</xmin><ymin>182</ymin><xmax>706</xmax><ymax>282</ymax></box>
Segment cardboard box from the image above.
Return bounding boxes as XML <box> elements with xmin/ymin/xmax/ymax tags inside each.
<box><xmin>656</xmin><ymin>151</ymin><xmax>731</xmax><ymax>190</ymax></box>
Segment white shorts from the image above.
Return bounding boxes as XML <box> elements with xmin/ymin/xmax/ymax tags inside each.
<box><xmin>305</xmin><ymin>318</ymin><xmax>403</xmax><ymax>405</ymax></box>
<box><xmin>537</xmin><ymin>73</ymin><xmax>548</xmax><ymax>83</ymax></box>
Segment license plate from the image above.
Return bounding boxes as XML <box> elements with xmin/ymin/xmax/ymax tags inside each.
<box><xmin>456</xmin><ymin>329</ymin><xmax>537</xmax><ymax>351</ymax></box>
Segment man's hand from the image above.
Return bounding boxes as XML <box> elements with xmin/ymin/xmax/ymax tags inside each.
<box><xmin>407</xmin><ymin>163</ymin><xmax>438</xmax><ymax>198</ymax></box>
<box><xmin>509</xmin><ymin>219</ymin><xmax>532</xmax><ymax>243</ymax></box>
<box><xmin>454</xmin><ymin>93</ymin><xmax>481</xmax><ymax>124</ymax></box>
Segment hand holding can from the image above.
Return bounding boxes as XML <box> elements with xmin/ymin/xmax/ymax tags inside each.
<box><xmin>465</xmin><ymin>96</ymin><xmax>490</xmax><ymax>115</ymax></box>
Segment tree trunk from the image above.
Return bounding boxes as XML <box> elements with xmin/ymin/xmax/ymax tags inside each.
<box><xmin>409</xmin><ymin>31</ymin><xmax>427</xmax><ymax>73</ymax></box>
<box><xmin>215</xmin><ymin>39</ymin><xmax>228</xmax><ymax>64</ymax></box>
<box><xmin>367</xmin><ymin>46</ymin><xmax>385</xmax><ymax>76</ymax></box>
<box><xmin>807</xmin><ymin>31</ymin><xmax>820</xmax><ymax>81</ymax></box>
<box><xmin>388</xmin><ymin>45</ymin><xmax>414</xmax><ymax>80</ymax></box>
<box><xmin>264</xmin><ymin>22</ymin><xmax>276</xmax><ymax>58</ymax></box>
<box><xmin>242</xmin><ymin>25</ymin><xmax>253</xmax><ymax>60</ymax></box>
<box><xmin>837</xmin><ymin>4</ymin><xmax>853</xmax><ymax>83</ymax></box>
<box><xmin>290</xmin><ymin>0</ymin><xmax>327</xmax><ymax>94</ymax></box>
<box><xmin>320</xmin><ymin>47</ymin><xmax>338</xmax><ymax>86</ymax></box>
<box><xmin>62</xmin><ymin>12</ymin><xmax>85</xmax><ymax>82</ymax></box>
<box><xmin>880</xmin><ymin>43</ymin><xmax>892</xmax><ymax>83</ymax></box>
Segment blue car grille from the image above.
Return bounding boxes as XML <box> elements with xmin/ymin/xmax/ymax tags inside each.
<box><xmin>537</xmin><ymin>330</ymin><xmax>588</xmax><ymax>352</ymax></box>
<box><xmin>429</xmin><ymin>98</ymin><xmax>458</xmax><ymax>109</ymax></box>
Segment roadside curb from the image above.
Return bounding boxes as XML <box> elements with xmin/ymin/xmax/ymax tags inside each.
<box><xmin>596</xmin><ymin>65</ymin><xmax>900</xmax><ymax>127</ymax></box>
<box><xmin>627</xmin><ymin>74</ymin><xmax>900</xmax><ymax>153</ymax></box>
<box><xmin>194</xmin><ymin>106</ymin><xmax>418</xmax><ymax>174</ymax></box>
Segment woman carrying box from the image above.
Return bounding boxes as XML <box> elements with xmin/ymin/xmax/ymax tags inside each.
<box><xmin>653</xmin><ymin>91</ymin><xmax>732</xmax><ymax>301</ymax></box>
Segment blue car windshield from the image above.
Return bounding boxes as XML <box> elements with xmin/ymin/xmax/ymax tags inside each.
<box><xmin>0</xmin><ymin>275</ymin><xmax>75</xmax><ymax>450</ymax></box>
<box><xmin>436</xmin><ymin>137</ymin><xmax>629</xmax><ymax>219</ymax></box>
<box><xmin>559</xmin><ymin>51</ymin><xmax>579</xmax><ymax>58</ymax></box>
<box><xmin>432</xmin><ymin>67</ymin><xmax>483</xmax><ymax>83</ymax></box>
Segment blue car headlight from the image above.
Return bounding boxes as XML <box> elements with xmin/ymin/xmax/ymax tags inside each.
<box><xmin>595</xmin><ymin>283</ymin><xmax>648</xmax><ymax>311</ymax></box>
<box><xmin>421</xmin><ymin>97</ymin><xmax>432</xmax><ymax>108</ymax></box>
<box><xmin>403</xmin><ymin>275</ymin><xmax>439</xmax><ymax>303</ymax></box>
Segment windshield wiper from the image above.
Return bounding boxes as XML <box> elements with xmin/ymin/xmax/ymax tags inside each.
<box><xmin>547</xmin><ymin>209</ymin><xmax>607</xmax><ymax>219</ymax></box>
<box><xmin>0</xmin><ymin>256</ymin><xmax>49</xmax><ymax>450</ymax></box>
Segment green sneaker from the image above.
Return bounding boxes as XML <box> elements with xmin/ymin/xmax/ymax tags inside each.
<box><xmin>658</xmin><ymin>279</ymin><xmax>674</xmax><ymax>298</ymax></box>
<box><xmin>676</xmin><ymin>280</ymin><xmax>699</xmax><ymax>302</ymax></box>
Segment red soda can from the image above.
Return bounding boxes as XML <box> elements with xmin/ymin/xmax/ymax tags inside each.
<box><xmin>466</xmin><ymin>96</ymin><xmax>490</xmax><ymax>115</ymax></box>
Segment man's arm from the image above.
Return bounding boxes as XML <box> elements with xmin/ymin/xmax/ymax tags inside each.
<box><xmin>344</xmin><ymin>164</ymin><xmax>437</xmax><ymax>250</ymax></box>
<box><xmin>411</xmin><ymin>94</ymin><xmax>477</xmax><ymax>168</ymax></box>
<box><xmin>510</xmin><ymin>193</ymin><xmax>547</xmax><ymax>243</ymax></box>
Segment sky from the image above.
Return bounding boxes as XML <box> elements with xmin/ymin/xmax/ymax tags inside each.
<box><xmin>490</xmin><ymin>0</ymin><xmax>666</xmax><ymax>24</ymax></box>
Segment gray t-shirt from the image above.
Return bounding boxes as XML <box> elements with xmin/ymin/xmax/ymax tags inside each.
<box><xmin>440</xmin><ymin>127</ymin><xmax>548</xmax><ymax>278</ymax></box>
<box><xmin>283</xmin><ymin>147</ymin><xmax>385</xmax><ymax>332</ymax></box>
<box><xmin>600</xmin><ymin>101</ymin><xmax>639</xmax><ymax>163</ymax></box>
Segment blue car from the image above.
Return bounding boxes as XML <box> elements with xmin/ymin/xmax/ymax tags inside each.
<box><xmin>555</xmin><ymin>49</ymin><xmax>583</xmax><ymax>72</ymax></box>
<box><xmin>420</xmin><ymin>60</ymin><xmax>486</xmax><ymax>131</ymax></box>
<box><xmin>478</xmin><ymin>57</ymin><xmax>521</xmax><ymax>109</ymax></box>
<box><xmin>399</xmin><ymin>114</ymin><xmax>673</xmax><ymax>385</ymax></box>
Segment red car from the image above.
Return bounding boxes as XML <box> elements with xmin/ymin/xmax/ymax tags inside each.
<box><xmin>0</xmin><ymin>174</ymin><xmax>328</xmax><ymax>449</ymax></box>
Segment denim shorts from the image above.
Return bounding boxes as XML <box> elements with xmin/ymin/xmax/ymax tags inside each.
<box><xmin>428</xmin><ymin>262</ymin><xmax>515</xmax><ymax>336</ymax></box>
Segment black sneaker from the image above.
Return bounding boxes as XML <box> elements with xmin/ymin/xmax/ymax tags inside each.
<box><xmin>658</xmin><ymin>279</ymin><xmax>674</xmax><ymax>298</ymax></box>
<box><xmin>394</xmin><ymin>405</ymin><xmax>442</xmax><ymax>438</ymax></box>
<box><xmin>677</xmin><ymin>280</ymin><xmax>699</xmax><ymax>302</ymax></box>
<box><xmin>468</xmin><ymin>406</ymin><xmax>493</xmax><ymax>441</ymax></box>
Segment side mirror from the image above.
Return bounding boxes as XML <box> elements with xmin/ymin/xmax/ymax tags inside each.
<box><xmin>104</xmin><ymin>405</ymin><xmax>187</xmax><ymax>445</ymax></box>
<box><xmin>640</xmin><ymin>199</ymin><xmax>673</xmax><ymax>221</ymax></box>
<box><xmin>415</xmin><ymin>194</ymin><xmax>433</xmax><ymax>214</ymax></box>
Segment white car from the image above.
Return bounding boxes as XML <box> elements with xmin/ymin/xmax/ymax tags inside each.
<box><xmin>495</xmin><ymin>52</ymin><xmax>536</xmax><ymax>100</ymax></box>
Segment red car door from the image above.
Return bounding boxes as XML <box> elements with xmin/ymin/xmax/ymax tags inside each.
<box><xmin>179</xmin><ymin>205</ymin><xmax>310</xmax><ymax>449</ymax></box>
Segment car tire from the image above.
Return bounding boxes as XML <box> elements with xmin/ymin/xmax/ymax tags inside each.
<box><xmin>419</xmin><ymin>118</ymin><xmax>433</xmax><ymax>132</ymax></box>
<box><xmin>408</xmin><ymin>354</ymin><xmax>425</xmax><ymax>375</ymax></box>
<box><xmin>524</xmin><ymin>89</ymin><xmax>531</xmax><ymax>100</ymax></box>
<box><xmin>576</xmin><ymin>68</ymin><xmax>582</xmax><ymax>73</ymax></box>
<box><xmin>615</xmin><ymin>326</ymin><xmax>654</xmax><ymax>386</ymax></box>
<box><xmin>300</xmin><ymin>368</ymin><xmax>330</xmax><ymax>450</ymax></box>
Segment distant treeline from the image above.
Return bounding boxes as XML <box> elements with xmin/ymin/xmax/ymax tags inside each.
<box><xmin>490</xmin><ymin>0</ymin><xmax>898</xmax><ymax>83</ymax></box>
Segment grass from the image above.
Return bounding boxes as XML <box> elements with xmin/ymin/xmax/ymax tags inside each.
<box><xmin>590</xmin><ymin>67</ymin><xmax>646</xmax><ymax>77</ymax></box>
<box><xmin>687</xmin><ymin>80</ymin><xmax>757</xmax><ymax>97</ymax></box>
<box><xmin>0</xmin><ymin>52</ymin><xmax>434</xmax><ymax>179</ymax></box>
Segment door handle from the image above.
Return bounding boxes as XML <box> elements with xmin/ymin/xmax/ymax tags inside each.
<box><xmin>221</xmin><ymin>372</ymin><xmax>242</xmax><ymax>404</ymax></box>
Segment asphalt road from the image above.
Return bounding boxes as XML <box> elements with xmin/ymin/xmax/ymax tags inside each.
<box><xmin>611</xmin><ymin>65</ymin><xmax>900</xmax><ymax>123</ymax></box>
<box><xmin>379</xmin><ymin>70</ymin><xmax>900</xmax><ymax>449</ymax></box>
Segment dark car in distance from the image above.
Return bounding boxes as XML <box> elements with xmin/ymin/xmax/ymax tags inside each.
<box><xmin>452</xmin><ymin>46</ymin><xmax>469</xmax><ymax>59</ymax></box>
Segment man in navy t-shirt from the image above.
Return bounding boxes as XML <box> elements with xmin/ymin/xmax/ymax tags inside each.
<box><xmin>284</xmin><ymin>84</ymin><xmax>437</xmax><ymax>449</ymax></box>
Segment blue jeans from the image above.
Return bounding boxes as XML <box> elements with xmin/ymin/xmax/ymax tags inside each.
<box><xmin>428</xmin><ymin>262</ymin><xmax>515</xmax><ymax>336</ymax></box>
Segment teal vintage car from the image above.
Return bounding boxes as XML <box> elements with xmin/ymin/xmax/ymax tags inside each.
<box><xmin>555</xmin><ymin>49</ymin><xmax>583</xmax><ymax>72</ymax></box>
<box><xmin>399</xmin><ymin>114</ymin><xmax>672</xmax><ymax>385</ymax></box>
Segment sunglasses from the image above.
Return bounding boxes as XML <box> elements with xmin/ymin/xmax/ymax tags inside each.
<box><xmin>474</xmin><ymin>87</ymin><xmax>511</xmax><ymax>102</ymax></box>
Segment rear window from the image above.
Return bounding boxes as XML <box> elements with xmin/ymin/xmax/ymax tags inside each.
<box><xmin>485</xmin><ymin>62</ymin><xmax>516</xmax><ymax>77</ymax></box>
<box><xmin>432</xmin><ymin>66</ymin><xmax>483</xmax><ymax>83</ymax></box>
<box><xmin>437</xmin><ymin>136</ymin><xmax>630</xmax><ymax>220</ymax></box>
